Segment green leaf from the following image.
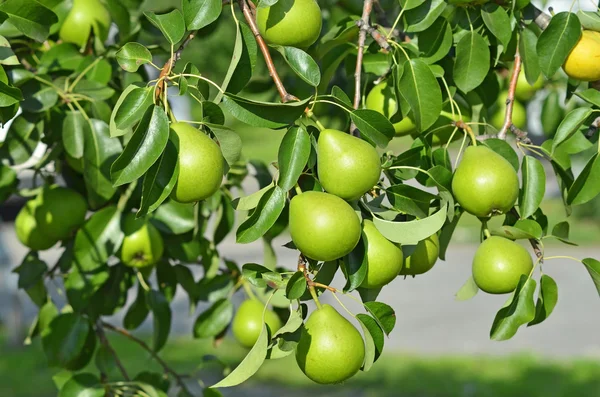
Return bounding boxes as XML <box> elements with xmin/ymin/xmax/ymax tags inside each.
<box><xmin>552</xmin><ymin>108</ymin><xmax>593</xmax><ymax>152</ymax></box>
<box><xmin>277</xmin><ymin>125</ymin><xmax>311</xmax><ymax>191</ymax></box>
<box><xmin>491</xmin><ymin>219</ymin><xmax>542</xmax><ymax>240</ymax></box>
<box><xmin>0</xmin><ymin>35</ymin><xmax>19</xmax><ymax>65</ymax></box>
<box><xmin>372</xmin><ymin>202</ymin><xmax>447</xmax><ymax>245</ymax></box>
<box><xmin>519</xmin><ymin>156</ymin><xmax>545</xmax><ymax>219</ymax></box>
<box><xmin>350</xmin><ymin>109</ymin><xmax>395</xmax><ymax>148</ymax></box>
<box><xmin>138</xmin><ymin>130</ymin><xmax>180</xmax><ymax>216</ymax></box>
<box><xmin>232</xmin><ymin>183</ymin><xmax>274</xmax><ymax>211</ymax></box>
<box><xmin>0</xmin><ymin>113</ymin><xmax>42</xmax><ymax>165</ymax></box>
<box><xmin>577</xmin><ymin>10</ymin><xmax>600</xmax><ymax>31</ymax></box>
<box><xmin>193</xmin><ymin>298</ymin><xmax>233</xmax><ymax>339</ymax></box>
<box><xmin>74</xmin><ymin>206</ymin><xmax>124</xmax><ymax>272</ymax></box>
<box><xmin>151</xmin><ymin>200</ymin><xmax>195</xmax><ymax>235</ymax></box>
<box><xmin>236</xmin><ymin>186</ymin><xmax>286</xmax><ymax>244</ymax></box>
<box><xmin>536</xmin><ymin>12</ymin><xmax>581</xmax><ymax>78</ymax></box>
<box><xmin>110</xmin><ymin>84</ymin><xmax>138</xmax><ymax>137</ymax></box>
<box><xmin>13</xmin><ymin>252</ymin><xmax>47</xmax><ymax>289</ymax></box>
<box><xmin>147</xmin><ymin>290</ymin><xmax>171</xmax><ymax>352</ymax></box>
<box><xmin>0</xmin><ymin>163</ymin><xmax>17</xmax><ymax>203</ymax></box>
<box><xmin>567</xmin><ymin>153</ymin><xmax>600</xmax><ymax>205</ymax></box>
<box><xmin>113</xmin><ymin>86</ymin><xmax>154</xmax><ymax>131</ymax></box>
<box><xmin>207</xmin><ymin>124</ymin><xmax>242</xmax><ymax>166</ymax></box>
<box><xmin>356</xmin><ymin>314</ymin><xmax>383</xmax><ymax>370</ymax></box>
<box><xmin>42</xmin><ymin>313</ymin><xmax>90</xmax><ymax>368</ymax></box>
<box><xmin>83</xmin><ymin>119</ymin><xmax>122</xmax><ymax>209</ymax></box>
<box><xmin>455</xmin><ymin>276</ymin><xmax>479</xmax><ymax>301</ymax></box>
<box><xmin>222</xmin><ymin>94</ymin><xmax>310</xmax><ymax>129</ymax></box>
<box><xmin>277</xmin><ymin>46</ymin><xmax>321</xmax><ymax>86</ymax></box>
<box><xmin>343</xmin><ymin>239</ymin><xmax>367</xmax><ymax>292</ymax></box>
<box><xmin>481</xmin><ymin>138</ymin><xmax>519</xmax><ymax>171</ymax></box>
<box><xmin>124</xmin><ymin>284</ymin><xmax>149</xmax><ymax>330</ymax></box>
<box><xmin>20</xmin><ymin>78</ymin><xmax>56</xmax><ymax>112</ymax></box>
<box><xmin>0</xmin><ymin>0</ymin><xmax>58</xmax><ymax>42</ymax></box>
<box><xmin>285</xmin><ymin>271</ymin><xmax>307</xmax><ymax>300</ymax></box>
<box><xmin>58</xmin><ymin>373</ymin><xmax>104</xmax><ymax>397</ymax></box>
<box><xmin>62</xmin><ymin>111</ymin><xmax>86</xmax><ymax>159</ymax></box>
<box><xmin>0</xmin><ymin>79</ymin><xmax>22</xmax><ymax>107</ymax></box>
<box><xmin>106</xmin><ymin>0</ymin><xmax>131</xmax><ymax>42</ymax></box>
<box><xmin>363</xmin><ymin>301</ymin><xmax>396</xmax><ymax>335</ymax></box>
<box><xmin>399</xmin><ymin>0</ymin><xmax>426</xmax><ymax>11</ymax></box>
<box><xmin>144</xmin><ymin>9</ymin><xmax>185</xmax><ymax>44</ymax></box>
<box><xmin>582</xmin><ymin>258</ymin><xmax>600</xmax><ymax>297</ymax></box>
<box><xmin>520</xmin><ymin>28</ymin><xmax>541</xmax><ymax>86</ymax></box>
<box><xmin>453</xmin><ymin>31</ymin><xmax>490</xmax><ymax>93</ymax></box>
<box><xmin>385</xmin><ymin>184</ymin><xmax>436</xmax><ymax>218</ymax></box>
<box><xmin>399</xmin><ymin>59</ymin><xmax>442</xmax><ymax>131</ymax></box>
<box><xmin>111</xmin><ymin>105</ymin><xmax>170</xmax><ymax>186</ymax></box>
<box><xmin>481</xmin><ymin>4</ymin><xmax>511</xmax><ymax>48</ymax></box>
<box><xmin>576</xmin><ymin>88</ymin><xmax>600</xmax><ymax>107</ymax></box>
<box><xmin>528</xmin><ymin>274</ymin><xmax>558</xmax><ymax>326</ymax></box>
<box><xmin>116</xmin><ymin>42</ymin><xmax>153</xmax><ymax>73</ymax></box>
<box><xmin>182</xmin><ymin>0</ymin><xmax>222</xmax><ymax>30</ymax></box>
<box><xmin>64</xmin><ymin>265</ymin><xmax>110</xmax><ymax>312</ymax></box>
<box><xmin>490</xmin><ymin>276</ymin><xmax>536</xmax><ymax>341</ymax></box>
<box><xmin>71</xmin><ymin>80</ymin><xmax>115</xmax><ymax>101</ymax></box>
<box><xmin>216</xmin><ymin>21</ymin><xmax>252</xmax><ymax>101</ymax></box>
<box><xmin>403</xmin><ymin>0</ymin><xmax>446</xmax><ymax>32</ymax></box>
<box><xmin>419</xmin><ymin>18</ymin><xmax>452</xmax><ymax>64</ymax></box>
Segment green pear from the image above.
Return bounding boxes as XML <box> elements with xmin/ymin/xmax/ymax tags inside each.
<box><xmin>232</xmin><ymin>299</ymin><xmax>282</xmax><ymax>348</ymax></box>
<box><xmin>399</xmin><ymin>233</ymin><xmax>439</xmax><ymax>276</ymax></box>
<box><xmin>120</xmin><ymin>213</ymin><xmax>164</xmax><ymax>268</ymax></box>
<box><xmin>360</xmin><ymin>220</ymin><xmax>404</xmax><ymax>288</ymax></box>
<box><xmin>59</xmin><ymin>0</ymin><xmax>111</xmax><ymax>48</ymax></box>
<box><xmin>515</xmin><ymin>71</ymin><xmax>544</xmax><ymax>102</ymax></box>
<box><xmin>35</xmin><ymin>186</ymin><xmax>87</xmax><ymax>241</ymax></box>
<box><xmin>15</xmin><ymin>197</ymin><xmax>58</xmax><ymax>251</ymax></box>
<box><xmin>296</xmin><ymin>304</ymin><xmax>365</xmax><ymax>384</ymax></box>
<box><xmin>256</xmin><ymin>0</ymin><xmax>322</xmax><ymax>48</ymax></box>
<box><xmin>289</xmin><ymin>191</ymin><xmax>361</xmax><ymax>261</ymax></box>
<box><xmin>170</xmin><ymin>122</ymin><xmax>224</xmax><ymax>203</ymax></box>
<box><xmin>317</xmin><ymin>129</ymin><xmax>381</xmax><ymax>200</ymax></box>
<box><xmin>490</xmin><ymin>92</ymin><xmax>527</xmax><ymax>130</ymax></box>
<box><xmin>472</xmin><ymin>236</ymin><xmax>533</xmax><ymax>294</ymax></box>
<box><xmin>365</xmin><ymin>81</ymin><xmax>416</xmax><ymax>136</ymax></box>
<box><xmin>451</xmin><ymin>145</ymin><xmax>519</xmax><ymax>218</ymax></box>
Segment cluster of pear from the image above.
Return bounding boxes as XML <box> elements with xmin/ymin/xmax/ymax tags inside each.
<box><xmin>452</xmin><ymin>145</ymin><xmax>533</xmax><ymax>294</ymax></box>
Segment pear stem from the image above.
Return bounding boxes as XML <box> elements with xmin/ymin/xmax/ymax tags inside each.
<box><xmin>309</xmin><ymin>285</ymin><xmax>323</xmax><ymax>309</ymax></box>
<box><xmin>497</xmin><ymin>45</ymin><xmax>521</xmax><ymax>140</ymax></box>
<box><xmin>294</xmin><ymin>184</ymin><xmax>303</xmax><ymax>196</ymax></box>
<box><xmin>306</xmin><ymin>110</ymin><xmax>325</xmax><ymax>131</ymax></box>
<box><xmin>242</xmin><ymin>281</ymin><xmax>257</xmax><ymax>301</ymax></box>
<box><xmin>483</xmin><ymin>228</ymin><xmax>491</xmax><ymax>239</ymax></box>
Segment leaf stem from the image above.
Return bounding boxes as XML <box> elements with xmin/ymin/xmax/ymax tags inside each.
<box><xmin>543</xmin><ymin>255</ymin><xmax>582</xmax><ymax>263</ymax></box>
<box><xmin>308</xmin><ymin>285</ymin><xmax>322</xmax><ymax>309</ymax></box>
<box><xmin>69</xmin><ymin>56</ymin><xmax>103</xmax><ymax>92</ymax></box>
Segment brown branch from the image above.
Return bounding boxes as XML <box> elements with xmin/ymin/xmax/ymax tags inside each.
<box><xmin>356</xmin><ymin>20</ymin><xmax>390</xmax><ymax>52</ymax></box>
<box><xmin>531</xmin><ymin>5</ymin><xmax>551</xmax><ymax>30</ymax></box>
<box><xmin>154</xmin><ymin>30</ymin><xmax>198</xmax><ymax>102</ymax></box>
<box><xmin>101</xmin><ymin>321</ymin><xmax>190</xmax><ymax>393</ymax></box>
<box><xmin>586</xmin><ymin>116</ymin><xmax>600</xmax><ymax>138</ymax></box>
<box><xmin>96</xmin><ymin>320</ymin><xmax>130</xmax><ymax>381</ymax></box>
<box><xmin>297</xmin><ymin>255</ymin><xmax>337</xmax><ymax>292</ymax></box>
<box><xmin>351</xmin><ymin>0</ymin><xmax>375</xmax><ymax>137</ymax></box>
<box><xmin>509</xmin><ymin>124</ymin><xmax>532</xmax><ymax>144</ymax></box>
<box><xmin>497</xmin><ymin>47</ymin><xmax>521</xmax><ymax>140</ymax></box>
<box><xmin>238</xmin><ymin>0</ymin><xmax>296</xmax><ymax>103</ymax></box>
<box><xmin>529</xmin><ymin>238</ymin><xmax>544</xmax><ymax>262</ymax></box>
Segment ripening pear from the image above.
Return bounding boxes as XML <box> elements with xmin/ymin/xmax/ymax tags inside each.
<box><xmin>452</xmin><ymin>145</ymin><xmax>519</xmax><ymax>218</ymax></box>
<box><xmin>15</xmin><ymin>197</ymin><xmax>58</xmax><ymax>251</ymax></box>
<box><xmin>289</xmin><ymin>191</ymin><xmax>361</xmax><ymax>261</ymax></box>
<box><xmin>317</xmin><ymin>129</ymin><xmax>381</xmax><ymax>200</ymax></box>
<box><xmin>59</xmin><ymin>0</ymin><xmax>111</xmax><ymax>48</ymax></box>
<box><xmin>360</xmin><ymin>220</ymin><xmax>404</xmax><ymax>289</ymax></box>
<box><xmin>170</xmin><ymin>122</ymin><xmax>224</xmax><ymax>203</ymax></box>
<box><xmin>563</xmin><ymin>30</ymin><xmax>600</xmax><ymax>82</ymax></box>
<box><xmin>120</xmin><ymin>213</ymin><xmax>164</xmax><ymax>268</ymax></box>
<box><xmin>34</xmin><ymin>186</ymin><xmax>87</xmax><ymax>241</ymax></box>
<box><xmin>514</xmin><ymin>71</ymin><xmax>544</xmax><ymax>102</ymax></box>
<box><xmin>472</xmin><ymin>236</ymin><xmax>533</xmax><ymax>294</ymax></box>
<box><xmin>295</xmin><ymin>304</ymin><xmax>365</xmax><ymax>384</ymax></box>
<box><xmin>365</xmin><ymin>81</ymin><xmax>416</xmax><ymax>136</ymax></box>
<box><xmin>232</xmin><ymin>299</ymin><xmax>282</xmax><ymax>348</ymax></box>
<box><xmin>490</xmin><ymin>92</ymin><xmax>527</xmax><ymax>130</ymax></box>
<box><xmin>399</xmin><ymin>234</ymin><xmax>439</xmax><ymax>276</ymax></box>
<box><xmin>256</xmin><ymin>0</ymin><xmax>322</xmax><ymax>48</ymax></box>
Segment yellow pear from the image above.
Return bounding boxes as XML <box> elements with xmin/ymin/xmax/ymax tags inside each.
<box><xmin>563</xmin><ymin>30</ymin><xmax>600</xmax><ymax>82</ymax></box>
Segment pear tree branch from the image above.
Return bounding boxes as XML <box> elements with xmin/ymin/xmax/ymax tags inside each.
<box><xmin>238</xmin><ymin>0</ymin><xmax>297</xmax><ymax>103</ymax></box>
<box><xmin>155</xmin><ymin>30</ymin><xmax>198</xmax><ymax>101</ymax></box>
<box><xmin>497</xmin><ymin>47</ymin><xmax>521</xmax><ymax>140</ymax></box>
<box><xmin>96</xmin><ymin>320</ymin><xmax>130</xmax><ymax>381</ymax></box>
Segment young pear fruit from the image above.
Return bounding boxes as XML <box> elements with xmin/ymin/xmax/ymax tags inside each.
<box><xmin>563</xmin><ymin>30</ymin><xmax>600</xmax><ymax>82</ymax></box>
<box><xmin>59</xmin><ymin>0</ymin><xmax>111</xmax><ymax>48</ymax></box>
<box><xmin>289</xmin><ymin>191</ymin><xmax>361</xmax><ymax>261</ymax></box>
<box><xmin>360</xmin><ymin>220</ymin><xmax>404</xmax><ymax>288</ymax></box>
<box><xmin>120</xmin><ymin>213</ymin><xmax>164</xmax><ymax>268</ymax></box>
<box><xmin>15</xmin><ymin>197</ymin><xmax>58</xmax><ymax>251</ymax></box>
<box><xmin>514</xmin><ymin>71</ymin><xmax>544</xmax><ymax>102</ymax></box>
<box><xmin>34</xmin><ymin>186</ymin><xmax>87</xmax><ymax>241</ymax></box>
<box><xmin>399</xmin><ymin>233</ymin><xmax>439</xmax><ymax>276</ymax></box>
<box><xmin>295</xmin><ymin>304</ymin><xmax>365</xmax><ymax>384</ymax></box>
<box><xmin>256</xmin><ymin>0</ymin><xmax>322</xmax><ymax>48</ymax></box>
<box><xmin>452</xmin><ymin>145</ymin><xmax>519</xmax><ymax>218</ymax></box>
<box><xmin>170</xmin><ymin>122</ymin><xmax>224</xmax><ymax>203</ymax></box>
<box><xmin>317</xmin><ymin>129</ymin><xmax>381</xmax><ymax>200</ymax></box>
<box><xmin>472</xmin><ymin>236</ymin><xmax>533</xmax><ymax>294</ymax></box>
<box><xmin>365</xmin><ymin>81</ymin><xmax>416</xmax><ymax>136</ymax></box>
<box><xmin>232</xmin><ymin>299</ymin><xmax>282</xmax><ymax>348</ymax></box>
<box><xmin>490</xmin><ymin>92</ymin><xmax>526</xmax><ymax>130</ymax></box>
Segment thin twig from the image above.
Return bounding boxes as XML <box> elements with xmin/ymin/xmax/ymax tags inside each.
<box><xmin>509</xmin><ymin>124</ymin><xmax>532</xmax><ymax>144</ymax></box>
<box><xmin>96</xmin><ymin>320</ymin><xmax>130</xmax><ymax>381</ymax></box>
<box><xmin>586</xmin><ymin>116</ymin><xmax>600</xmax><ymax>138</ymax></box>
<box><xmin>530</xmin><ymin>4</ymin><xmax>551</xmax><ymax>30</ymax></box>
<box><xmin>356</xmin><ymin>20</ymin><xmax>390</xmax><ymax>51</ymax></box>
<box><xmin>297</xmin><ymin>255</ymin><xmax>337</xmax><ymax>292</ymax></box>
<box><xmin>154</xmin><ymin>30</ymin><xmax>198</xmax><ymax>102</ymax></box>
<box><xmin>101</xmin><ymin>321</ymin><xmax>189</xmax><ymax>393</ymax></box>
<box><xmin>497</xmin><ymin>47</ymin><xmax>521</xmax><ymax>140</ymax></box>
<box><xmin>238</xmin><ymin>0</ymin><xmax>296</xmax><ymax>103</ymax></box>
<box><xmin>351</xmin><ymin>0</ymin><xmax>374</xmax><ymax>136</ymax></box>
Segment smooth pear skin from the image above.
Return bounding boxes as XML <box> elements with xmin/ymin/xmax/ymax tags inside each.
<box><xmin>452</xmin><ymin>145</ymin><xmax>519</xmax><ymax>218</ymax></box>
<box><xmin>295</xmin><ymin>304</ymin><xmax>365</xmax><ymax>384</ymax></box>
<box><xmin>289</xmin><ymin>191</ymin><xmax>361</xmax><ymax>261</ymax></box>
<box><xmin>472</xmin><ymin>236</ymin><xmax>533</xmax><ymax>294</ymax></box>
<box><xmin>360</xmin><ymin>220</ymin><xmax>404</xmax><ymax>288</ymax></box>
<box><xmin>399</xmin><ymin>234</ymin><xmax>439</xmax><ymax>276</ymax></box>
<box><xmin>317</xmin><ymin>129</ymin><xmax>381</xmax><ymax>200</ymax></box>
<box><xmin>490</xmin><ymin>92</ymin><xmax>526</xmax><ymax>130</ymax></box>
<box><xmin>120</xmin><ymin>213</ymin><xmax>164</xmax><ymax>268</ymax></box>
<box><xmin>563</xmin><ymin>30</ymin><xmax>600</xmax><ymax>82</ymax></box>
<box><xmin>256</xmin><ymin>0</ymin><xmax>322</xmax><ymax>48</ymax></box>
<box><xmin>170</xmin><ymin>122</ymin><xmax>224</xmax><ymax>203</ymax></box>
<box><xmin>232</xmin><ymin>299</ymin><xmax>282</xmax><ymax>348</ymax></box>
<box><xmin>515</xmin><ymin>71</ymin><xmax>544</xmax><ymax>102</ymax></box>
<box><xmin>15</xmin><ymin>197</ymin><xmax>57</xmax><ymax>251</ymax></box>
<box><xmin>35</xmin><ymin>186</ymin><xmax>87</xmax><ymax>241</ymax></box>
<box><xmin>365</xmin><ymin>81</ymin><xmax>416</xmax><ymax>136</ymax></box>
<box><xmin>59</xmin><ymin>0</ymin><xmax>111</xmax><ymax>47</ymax></box>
